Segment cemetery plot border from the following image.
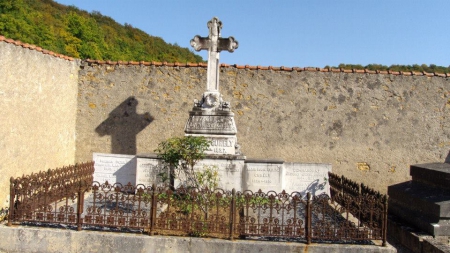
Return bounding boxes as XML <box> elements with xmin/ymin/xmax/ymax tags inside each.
<box><xmin>8</xmin><ymin>164</ymin><xmax>388</xmax><ymax>246</ymax></box>
<box><xmin>8</xmin><ymin>162</ymin><xmax>94</xmax><ymax>231</ymax></box>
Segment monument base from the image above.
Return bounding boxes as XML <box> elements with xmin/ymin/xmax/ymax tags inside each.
<box><xmin>185</xmin><ymin>109</ymin><xmax>240</xmax><ymax>155</ymax></box>
<box><xmin>93</xmin><ymin>152</ymin><xmax>332</xmax><ymax>196</ymax></box>
<box><xmin>388</xmin><ymin>163</ymin><xmax>450</xmax><ymax>236</ymax></box>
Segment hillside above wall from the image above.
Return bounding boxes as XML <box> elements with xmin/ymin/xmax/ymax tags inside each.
<box><xmin>1</xmin><ymin>34</ymin><xmax>450</xmax><ymax>78</ymax></box>
<box><xmin>0</xmin><ymin>0</ymin><xmax>203</xmax><ymax>63</ymax></box>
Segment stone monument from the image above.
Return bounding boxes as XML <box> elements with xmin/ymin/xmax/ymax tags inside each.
<box><xmin>185</xmin><ymin>17</ymin><xmax>240</xmax><ymax>155</ymax></box>
<box><xmin>92</xmin><ymin>17</ymin><xmax>332</xmax><ymax>197</ymax></box>
<box><xmin>388</xmin><ymin>162</ymin><xmax>450</xmax><ymax>236</ymax></box>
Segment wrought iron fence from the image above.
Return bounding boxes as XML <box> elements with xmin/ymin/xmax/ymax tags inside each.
<box><xmin>328</xmin><ymin>172</ymin><xmax>388</xmax><ymax>245</ymax></box>
<box><xmin>8</xmin><ymin>166</ymin><xmax>387</xmax><ymax>246</ymax></box>
<box><xmin>8</xmin><ymin>162</ymin><xmax>94</xmax><ymax>230</ymax></box>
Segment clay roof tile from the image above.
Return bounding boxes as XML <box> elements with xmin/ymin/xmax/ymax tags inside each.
<box><xmin>423</xmin><ymin>71</ymin><xmax>434</xmax><ymax>77</ymax></box>
<box><xmin>1</xmin><ymin>36</ymin><xmax>449</xmax><ymax>77</ymax></box>
<box><xmin>330</xmin><ymin>68</ymin><xmax>340</xmax><ymax>73</ymax></box>
<box><xmin>401</xmin><ymin>71</ymin><xmax>412</xmax><ymax>76</ymax></box>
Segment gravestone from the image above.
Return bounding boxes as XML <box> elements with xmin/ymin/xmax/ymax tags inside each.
<box><xmin>93</xmin><ymin>153</ymin><xmax>136</xmax><ymax>185</ymax></box>
<box><xmin>175</xmin><ymin>154</ymin><xmax>246</xmax><ymax>190</ymax></box>
<box><xmin>388</xmin><ymin>162</ymin><xmax>450</xmax><ymax>236</ymax></box>
<box><xmin>244</xmin><ymin>159</ymin><xmax>284</xmax><ymax>192</ymax></box>
<box><xmin>185</xmin><ymin>17</ymin><xmax>240</xmax><ymax>156</ymax></box>
<box><xmin>136</xmin><ymin>153</ymin><xmax>168</xmax><ymax>187</ymax></box>
<box><xmin>284</xmin><ymin>163</ymin><xmax>331</xmax><ymax>196</ymax></box>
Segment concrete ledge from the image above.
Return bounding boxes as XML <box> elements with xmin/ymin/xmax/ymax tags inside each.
<box><xmin>0</xmin><ymin>225</ymin><xmax>395</xmax><ymax>253</ymax></box>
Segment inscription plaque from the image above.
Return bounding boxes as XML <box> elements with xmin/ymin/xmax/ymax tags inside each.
<box><xmin>93</xmin><ymin>153</ymin><xmax>136</xmax><ymax>185</ymax></box>
<box><xmin>194</xmin><ymin>158</ymin><xmax>244</xmax><ymax>190</ymax></box>
<box><xmin>205</xmin><ymin>136</ymin><xmax>236</xmax><ymax>155</ymax></box>
<box><xmin>284</xmin><ymin>163</ymin><xmax>331</xmax><ymax>196</ymax></box>
<box><xmin>244</xmin><ymin>161</ymin><xmax>283</xmax><ymax>192</ymax></box>
<box><xmin>136</xmin><ymin>156</ymin><xmax>168</xmax><ymax>187</ymax></box>
<box><xmin>186</xmin><ymin>115</ymin><xmax>235</xmax><ymax>131</ymax></box>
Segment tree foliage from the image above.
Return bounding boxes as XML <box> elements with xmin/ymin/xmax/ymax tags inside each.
<box><xmin>155</xmin><ymin>136</ymin><xmax>214</xmax><ymax>189</ymax></box>
<box><xmin>0</xmin><ymin>0</ymin><xmax>204</xmax><ymax>62</ymax></box>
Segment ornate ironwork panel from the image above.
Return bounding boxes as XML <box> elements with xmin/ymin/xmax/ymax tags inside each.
<box><xmin>235</xmin><ymin>189</ymin><xmax>306</xmax><ymax>240</ymax></box>
<box><xmin>83</xmin><ymin>182</ymin><xmax>152</xmax><ymax>230</ymax></box>
<box><xmin>152</xmin><ymin>186</ymin><xmax>233</xmax><ymax>238</ymax></box>
<box><xmin>9</xmin><ymin>162</ymin><xmax>94</xmax><ymax>225</ymax></box>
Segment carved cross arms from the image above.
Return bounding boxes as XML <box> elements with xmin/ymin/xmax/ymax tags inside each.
<box><xmin>191</xmin><ymin>35</ymin><xmax>239</xmax><ymax>53</ymax></box>
<box><xmin>190</xmin><ymin>17</ymin><xmax>238</xmax><ymax>53</ymax></box>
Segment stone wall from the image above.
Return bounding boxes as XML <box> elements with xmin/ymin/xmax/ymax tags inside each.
<box><xmin>0</xmin><ymin>41</ymin><xmax>80</xmax><ymax>206</ymax></box>
<box><xmin>76</xmin><ymin>62</ymin><xmax>450</xmax><ymax>193</ymax></box>
<box><xmin>1</xmin><ymin>36</ymin><xmax>449</xmax><ymax>201</ymax></box>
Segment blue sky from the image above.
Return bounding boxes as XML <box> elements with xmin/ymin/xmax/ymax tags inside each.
<box><xmin>54</xmin><ymin>0</ymin><xmax>450</xmax><ymax>68</ymax></box>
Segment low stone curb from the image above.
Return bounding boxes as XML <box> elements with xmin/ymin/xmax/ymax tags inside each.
<box><xmin>0</xmin><ymin>225</ymin><xmax>396</xmax><ymax>253</ymax></box>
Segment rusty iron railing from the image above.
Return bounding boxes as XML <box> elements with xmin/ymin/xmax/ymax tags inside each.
<box><xmin>8</xmin><ymin>167</ymin><xmax>387</xmax><ymax>246</ymax></box>
<box><xmin>328</xmin><ymin>172</ymin><xmax>388</xmax><ymax>246</ymax></box>
<box><xmin>8</xmin><ymin>162</ymin><xmax>94</xmax><ymax>230</ymax></box>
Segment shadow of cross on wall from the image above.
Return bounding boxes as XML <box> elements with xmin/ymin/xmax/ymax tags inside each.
<box><xmin>95</xmin><ymin>96</ymin><xmax>154</xmax><ymax>155</ymax></box>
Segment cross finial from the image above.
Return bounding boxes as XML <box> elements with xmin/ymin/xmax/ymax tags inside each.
<box><xmin>190</xmin><ymin>17</ymin><xmax>238</xmax><ymax>110</ymax></box>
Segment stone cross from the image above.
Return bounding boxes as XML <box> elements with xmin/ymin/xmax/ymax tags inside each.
<box><xmin>190</xmin><ymin>17</ymin><xmax>238</xmax><ymax>93</ymax></box>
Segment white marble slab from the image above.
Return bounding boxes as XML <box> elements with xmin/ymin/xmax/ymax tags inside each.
<box><xmin>136</xmin><ymin>156</ymin><xmax>168</xmax><ymax>187</ymax></box>
<box><xmin>93</xmin><ymin>153</ymin><xmax>136</xmax><ymax>185</ymax></box>
<box><xmin>244</xmin><ymin>160</ymin><xmax>284</xmax><ymax>192</ymax></box>
<box><xmin>283</xmin><ymin>163</ymin><xmax>331</xmax><ymax>197</ymax></box>
<box><xmin>191</xmin><ymin>157</ymin><xmax>245</xmax><ymax>190</ymax></box>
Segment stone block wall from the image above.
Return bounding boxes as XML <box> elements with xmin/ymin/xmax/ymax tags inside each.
<box><xmin>1</xmin><ymin>36</ymin><xmax>449</xmax><ymax>203</ymax></box>
<box><xmin>0</xmin><ymin>41</ymin><xmax>80</xmax><ymax>206</ymax></box>
<box><xmin>76</xmin><ymin>61</ymin><xmax>450</xmax><ymax>193</ymax></box>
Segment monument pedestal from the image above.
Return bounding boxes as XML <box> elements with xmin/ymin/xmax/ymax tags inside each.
<box><xmin>185</xmin><ymin>106</ymin><xmax>240</xmax><ymax>156</ymax></box>
<box><xmin>388</xmin><ymin>163</ymin><xmax>450</xmax><ymax>236</ymax></box>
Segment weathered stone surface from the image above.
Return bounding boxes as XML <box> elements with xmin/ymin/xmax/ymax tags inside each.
<box><xmin>75</xmin><ymin>63</ymin><xmax>450</xmax><ymax>195</ymax></box>
<box><xmin>410</xmin><ymin>163</ymin><xmax>450</xmax><ymax>190</ymax></box>
<box><xmin>185</xmin><ymin>111</ymin><xmax>237</xmax><ymax>135</ymax></box>
<box><xmin>186</xmin><ymin>155</ymin><xmax>246</xmax><ymax>190</ymax></box>
<box><xmin>0</xmin><ymin>41</ymin><xmax>80</xmax><ymax>207</ymax></box>
<box><xmin>93</xmin><ymin>153</ymin><xmax>136</xmax><ymax>185</ymax></box>
<box><xmin>388</xmin><ymin>163</ymin><xmax>450</xmax><ymax>236</ymax></box>
<box><xmin>389</xmin><ymin>183</ymin><xmax>450</xmax><ymax>236</ymax></box>
<box><xmin>0</xmin><ymin>225</ymin><xmax>397</xmax><ymax>253</ymax></box>
<box><xmin>134</xmin><ymin>155</ymin><xmax>329</xmax><ymax>194</ymax></box>
<box><xmin>284</xmin><ymin>163</ymin><xmax>331</xmax><ymax>196</ymax></box>
<box><xmin>244</xmin><ymin>159</ymin><xmax>284</xmax><ymax>192</ymax></box>
<box><xmin>136</xmin><ymin>153</ymin><xmax>168</xmax><ymax>187</ymax></box>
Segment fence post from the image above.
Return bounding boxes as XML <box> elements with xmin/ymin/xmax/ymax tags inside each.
<box><xmin>229</xmin><ymin>188</ymin><xmax>236</xmax><ymax>240</ymax></box>
<box><xmin>7</xmin><ymin>177</ymin><xmax>15</xmax><ymax>226</ymax></box>
<box><xmin>306</xmin><ymin>192</ymin><xmax>312</xmax><ymax>244</ymax></box>
<box><xmin>76</xmin><ymin>181</ymin><xmax>85</xmax><ymax>231</ymax></box>
<box><xmin>149</xmin><ymin>184</ymin><xmax>157</xmax><ymax>235</ymax></box>
<box><xmin>340</xmin><ymin>175</ymin><xmax>345</xmax><ymax>195</ymax></box>
<box><xmin>382</xmin><ymin>195</ymin><xmax>388</xmax><ymax>246</ymax></box>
